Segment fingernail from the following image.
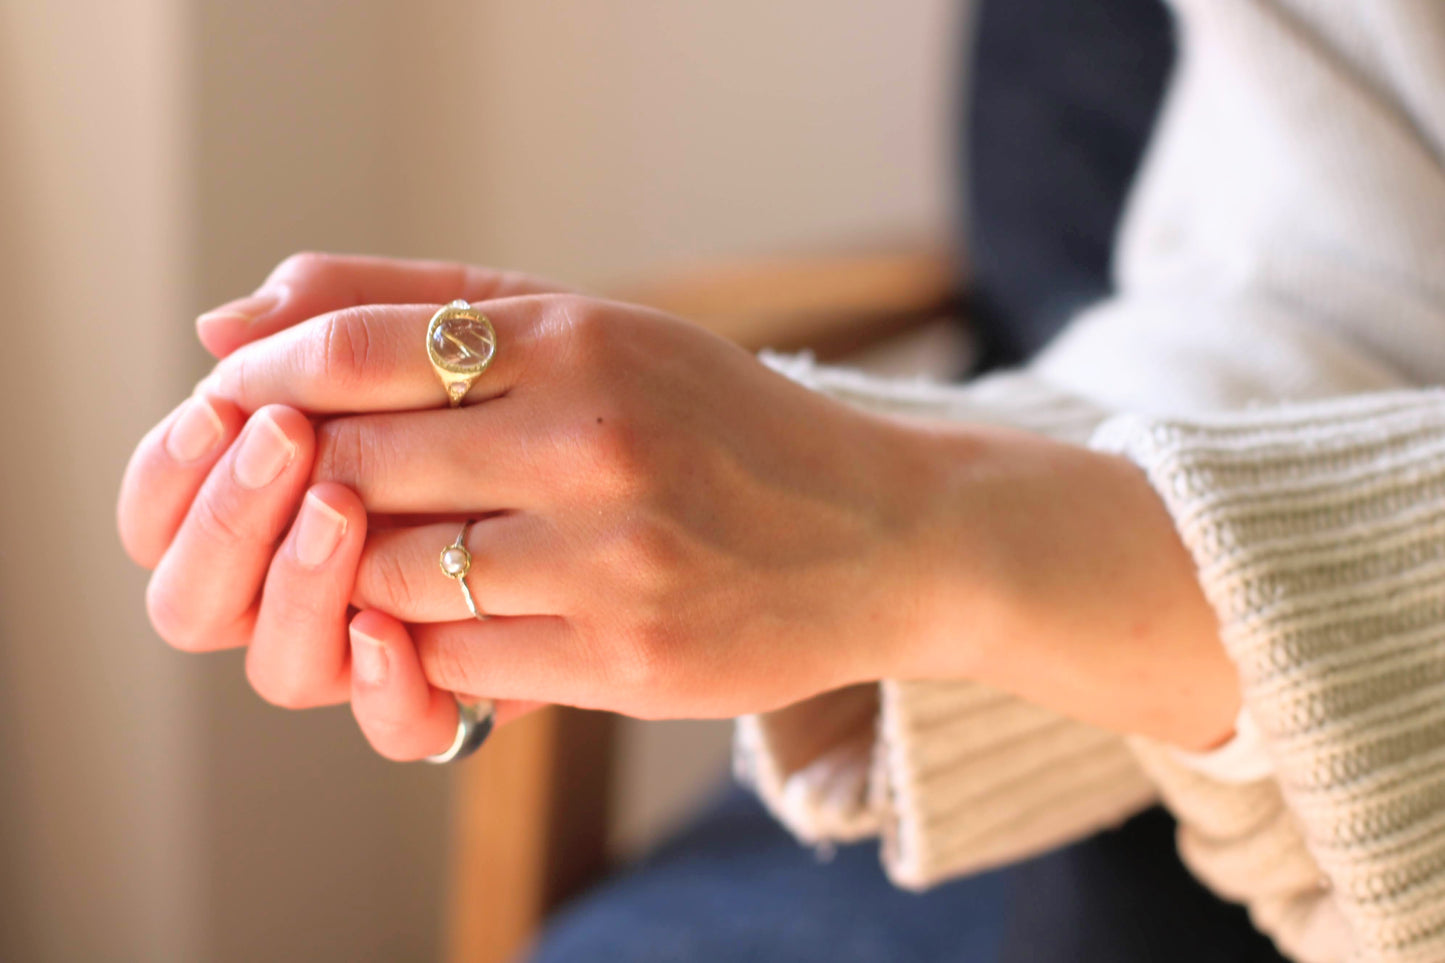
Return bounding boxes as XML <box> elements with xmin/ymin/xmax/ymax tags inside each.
<box><xmin>165</xmin><ymin>397</ymin><xmax>223</xmax><ymax>463</ymax></box>
<box><xmin>294</xmin><ymin>491</ymin><xmax>347</xmax><ymax>568</ymax></box>
<box><xmin>197</xmin><ymin>290</ymin><xmax>281</xmax><ymax>332</ymax></box>
<box><xmin>350</xmin><ymin>628</ymin><xmax>389</xmax><ymax>686</ymax></box>
<box><xmin>233</xmin><ymin>410</ymin><xmax>296</xmax><ymax>489</ymax></box>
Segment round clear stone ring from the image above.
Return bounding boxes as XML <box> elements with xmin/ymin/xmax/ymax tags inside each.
<box><xmin>426</xmin><ymin>299</ymin><xmax>497</xmax><ymax>406</ymax></box>
<box><xmin>439</xmin><ymin>520</ymin><xmax>485</xmax><ymax>620</ymax></box>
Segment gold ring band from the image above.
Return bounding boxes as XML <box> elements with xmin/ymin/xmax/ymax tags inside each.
<box><xmin>426</xmin><ymin>299</ymin><xmax>497</xmax><ymax>407</ymax></box>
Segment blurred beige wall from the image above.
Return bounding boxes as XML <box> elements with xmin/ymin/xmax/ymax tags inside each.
<box><xmin>388</xmin><ymin>1</ymin><xmax>955</xmax><ymax>286</ymax></box>
<box><xmin>0</xmin><ymin>1</ymin><xmax>960</xmax><ymax>960</ymax></box>
<box><xmin>0</xmin><ymin>2</ymin><xmax>203</xmax><ymax>960</ymax></box>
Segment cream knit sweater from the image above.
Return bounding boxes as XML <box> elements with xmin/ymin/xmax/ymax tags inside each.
<box><xmin>733</xmin><ymin>2</ymin><xmax>1445</xmax><ymax>962</ymax></box>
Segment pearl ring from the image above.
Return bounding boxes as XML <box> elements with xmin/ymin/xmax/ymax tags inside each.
<box><xmin>439</xmin><ymin>520</ymin><xmax>485</xmax><ymax>620</ymax></box>
<box><xmin>425</xmin><ymin>521</ymin><xmax>495</xmax><ymax>764</ymax></box>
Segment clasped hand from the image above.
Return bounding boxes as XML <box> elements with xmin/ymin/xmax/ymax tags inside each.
<box><xmin>119</xmin><ymin>253</ymin><xmax>1240</xmax><ymax>762</ymax></box>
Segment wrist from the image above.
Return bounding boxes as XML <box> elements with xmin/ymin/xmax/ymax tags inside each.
<box><xmin>865</xmin><ymin>414</ymin><xmax>1015</xmax><ymax>683</ymax></box>
<box><xmin>874</xmin><ymin>416</ymin><xmax>1242</xmax><ymax>750</ymax></box>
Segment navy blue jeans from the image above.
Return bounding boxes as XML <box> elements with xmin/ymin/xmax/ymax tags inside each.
<box><xmin>528</xmin><ymin>785</ymin><xmax>1288</xmax><ymax>962</ymax></box>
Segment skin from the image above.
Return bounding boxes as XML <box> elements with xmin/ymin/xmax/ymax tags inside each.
<box><xmin>117</xmin><ymin>253</ymin><xmax>1241</xmax><ymax>763</ymax></box>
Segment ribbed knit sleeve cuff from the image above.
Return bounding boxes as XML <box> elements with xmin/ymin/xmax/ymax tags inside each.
<box><xmin>1093</xmin><ymin>390</ymin><xmax>1445</xmax><ymax>963</ymax></box>
<box><xmin>735</xmin><ymin>353</ymin><xmax>1154</xmax><ymax>888</ymax></box>
<box><xmin>871</xmin><ymin>681</ymin><xmax>1157</xmax><ymax>887</ymax></box>
<box><xmin>733</xmin><ymin>679</ymin><xmax>1157</xmax><ymax>889</ymax></box>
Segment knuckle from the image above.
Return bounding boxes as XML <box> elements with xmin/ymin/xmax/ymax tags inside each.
<box><xmin>189</xmin><ymin>487</ymin><xmax>250</xmax><ymax>546</ymax></box>
<box><xmin>422</xmin><ymin>640</ymin><xmax>470</xmax><ymax>692</ymax></box>
<box><xmin>419</xmin><ymin>632</ymin><xmax>486</xmax><ymax>695</ymax></box>
<box><xmin>560</xmin><ymin>296</ymin><xmax>611</xmax><ymax>348</ymax></box>
<box><xmin>361</xmin><ymin>546</ymin><xmax>422</xmax><ymax>616</ymax></box>
<box><xmin>610</xmin><ymin>620</ymin><xmax>677</xmax><ymax>692</ymax></box>
<box><xmin>272</xmin><ymin>250</ymin><xmax>334</xmax><ymax>284</ymax></box>
<box><xmin>318</xmin><ymin>309</ymin><xmax>376</xmax><ymax>391</ymax></box>
<box><xmin>608</xmin><ymin>518</ymin><xmax>679</xmax><ymax>590</ymax></box>
<box><xmin>627</xmin><ymin>520</ymin><xmax>676</xmax><ymax>572</ymax></box>
<box><xmin>543</xmin><ymin>295</ymin><xmax>613</xmax><ymax>361</ymax></box>
<box><xmin>314</xmin><ymin>418</ymin><xmax>371</xmax><ymax>486</ymax></box>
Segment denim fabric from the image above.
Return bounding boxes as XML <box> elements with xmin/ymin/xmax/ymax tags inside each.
<box><xmin>528</xmin><ymin>787</ymin><xmax>1287</xmax><ymax>962</ymax></box>
<box><xmin>528</xmin><ymin>786</ymin><xmax>1009</xmax><ymax>963</ymax></box>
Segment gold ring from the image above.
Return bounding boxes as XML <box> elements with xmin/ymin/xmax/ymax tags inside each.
<box><xmin>439</xmin><ymin>521</ymin><xmax>485</xmax><ymax>620</ymax></box>
<box><xmin>426</xmin><ymin>299</ymin><xmax>497</xmax><ymax>406</ymax></box>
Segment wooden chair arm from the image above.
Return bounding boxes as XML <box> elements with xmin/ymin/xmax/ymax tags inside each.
<box><xmin>613</xmin><ymin>246</ymin><xmax>964</xmax><ymax>357</ymax></box>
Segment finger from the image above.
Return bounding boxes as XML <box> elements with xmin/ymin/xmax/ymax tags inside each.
<box><xmin>447</xmin><ymin>696</ymin><xmax>543</xmax><ymax>728</ymax></box>
<box><xmin>145</xmin><ymin>406</ymin><xmax>314</xmax><ymax>653</ymax></box>
<box><xmin>244</xmin><ymin>483</ymin><xmax>366</xmax><ymax>709</ymax></box>
<box><xmin>198</xmin><ymin>294</ymin><xmax>558</xmax><ymax>415</ymax></box>
<box><xmin>352</xmin><ymin>515</ymin><xmax>567</xmax><ymax>622</ymax></box>
<box><xmin>492</xmin><ymin>700</ymin><xmax>547</xmax><ymax>726</ymax></box>
<box><xmin>310</xmin><ymin>403</ymin><xmax>549</xmax><ymax>514</ymax></box>
<box><xmin>348</xmin><ymin>610</ymin><xmax>465</xmax><ymax>761</ymax></box>
<box><xmin>118</xmin><ymin>392</ymin><xmax>247</xmax><ymax>569</ymax></box>
<box><xmin>413</xmin><ymin>617</ymin><xmax>602</xmax><ymax>709</ymax></box>
<box><xmin>196</xmin><ymin>252</ymin><xmax>566</xmax><ymax>358</ymax></box>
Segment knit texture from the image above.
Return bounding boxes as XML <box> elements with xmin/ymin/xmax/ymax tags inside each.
<box><xmin>1096</xmin><ymin>393</ymin><xmax>1445</xmax><ymax>963</ymax></box>
<box><xmin>735</xmin><ymin>0</ymin><xmax>1445</xmax><ymax>959</ymax></box>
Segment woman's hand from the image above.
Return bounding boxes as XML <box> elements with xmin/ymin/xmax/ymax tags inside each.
<box><xmin>121</xmin><ymin>251</ymin><xmax>1239</xmax><ymax>758</ymax></box>
<box><xmin>185</xmin><ymin>291</ymin><xmax>945</xmax><ymax>720</ymax></box>
<box><xmin>118</xmin><ymin>254</ymin><xmax>565</xmax><ymax>758</ymax></box>
<box><xmin>194</xmin><ymin>284</ymin><xmax>1238</xmax><ymax>747</ymax></box>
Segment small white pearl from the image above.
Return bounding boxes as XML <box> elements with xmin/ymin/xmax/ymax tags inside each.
<box><xmin>441</xmin><ymin>546</ymin><xmax>469</xmax><ymax>576</ymax></box>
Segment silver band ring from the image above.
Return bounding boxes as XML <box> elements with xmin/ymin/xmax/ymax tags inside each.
<box><xmin>439</xmin><ymin>521</ymin><xmax>486</xmax><ymax>620</ymax></box>
<box><xmin>424</xmin><ymin>697</ymin><xmax>495</xmax><ymax>764</ymax></box>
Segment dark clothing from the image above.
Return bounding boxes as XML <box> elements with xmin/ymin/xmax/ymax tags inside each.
<box><xmin>964</xmin><ymin>0</ymin><xmax>1175</xmax><ymax>371</ymax></box>
<box><xmin>530</xmin><ymin>788</ymin><xmax>1287</xmax><ymax>963</ymax></box>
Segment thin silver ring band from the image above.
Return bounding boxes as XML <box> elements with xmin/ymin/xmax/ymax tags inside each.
<box><xmin>440</xmin><ymin>520</ymin><xmax>486</xmax><ymax>620</ymax></box>
<box><xmin>424</xmin><ymin>697</ymin><xmax>495</xmax><ymax>764</ymax></box>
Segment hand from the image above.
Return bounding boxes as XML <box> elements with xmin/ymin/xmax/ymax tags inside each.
<box><xmin>118</xmin><ymin>254</ymin><xmax>562</xmax><ymax>758</ymax></box>
<box><xmin>183</xmin><ymin>289</ymin><xmax>943</xmax><ymax>722</ymax></box>
<box><xmin>122</xmin><ymin>251</ymin><xmax>1237</xmax><ymax>758</ymax></box>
